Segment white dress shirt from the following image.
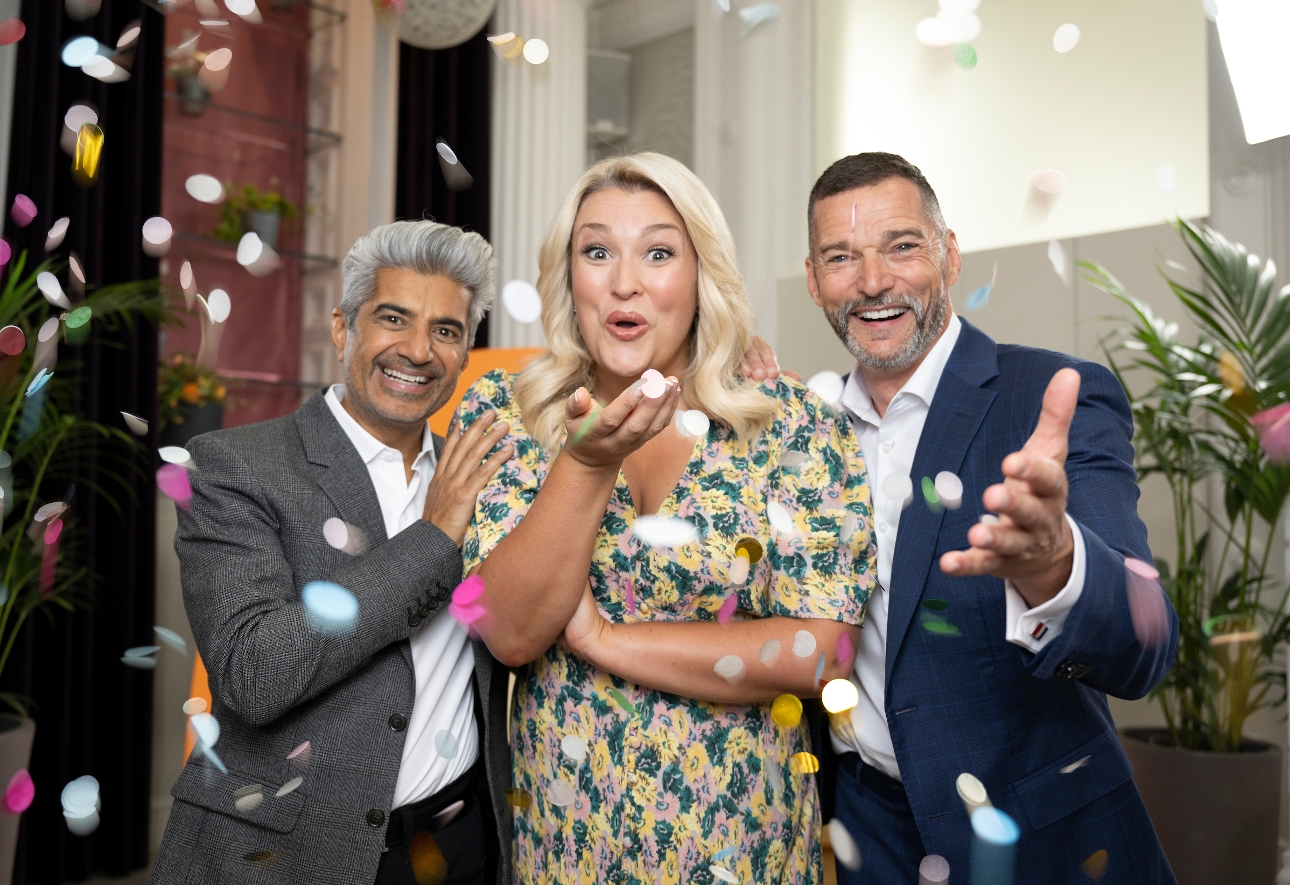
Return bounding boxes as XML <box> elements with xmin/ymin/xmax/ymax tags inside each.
<box><xmin>325</xmin><ymin>385</ymin><xmax>479</xmax><ymax>806</ymax></box>
<box><xmin>829</xmin><ymin>315</ymin><xmax>1087</xmax><ymax>780</ymax></box>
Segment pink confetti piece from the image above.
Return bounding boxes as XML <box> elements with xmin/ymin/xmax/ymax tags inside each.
<box><xmin>453</xmin><ymin>574</ymin><xmax>484</xmax><ymax>606</ymax></box>
<box><xmin>9</xmin><ymin>195</ymin><xmax>36</xmax><ymax>228</ymax></box>
<box><xmin>1125</xmin><ymin>559</ymin><xmax>1169</xmax><ymax>650</ymax></box>
<box><xmin>0</xmin><ymin>239</ymin><xmax>10</xmax><ymax>267</ymax></box>
<box><xmin>287</xmin><ymin>741</ymin><xmax>311</xmax><ymax>765</ymax></box>
<box><xmin>44</xmin><ymin>517</ymin><xmax>63</xmax><ymax>545</ymax></box>
<box><xmin>449</xmin><ymin>601</ymin><xmax>486</xmax><ymax>625</ymax></box>
<box><xmin>3</xmin><ymin>769</ymin><xmax>33</xmax><ymax>814</ymax></box>
<box><xmin>639</xmin><ymin>368</ymin><xmax>667</xmax><ymax>399</ymax></box>
<box><xmin>625</xmin><ymin>582</ymin><xmax>636</xmax><ymax>615</ymax></box>
<box><xmin>0</xmin><ymin>19</ymin><xmax>25</xmax><ymax>46</ymax></box>
<box><xmin>716</xmin><ymin>592</ymin><xmax>738</xmax><ymax>623</ymax></box>
<box><xmin>837</xmin><ymin>632</ymin><xmax>853</xmax><ymax>667</ymax></box>
<box><xmin>1251</xmin><ymin>403</ymin><xmax>1290</xmax><ymax>464</ymax></box>
<box><xmin>0</xmin><ymin>325</ymin><xmax>25</xmax><ymax>355</ymax></box>
<box><xmin>40</xmin><ymin>522</ymin><xmax>61</xmax><ymax>596</ymax></box>
<box><xmin>157</xmin><ymin>464</ymin><xmax>192</xmax><ymax>510</ymax></box>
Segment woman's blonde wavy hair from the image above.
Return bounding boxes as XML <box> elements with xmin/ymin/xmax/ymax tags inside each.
<box><xmin>513</xmin><ymin>152</ymin><xmax>775</xmax><ymax>452</ymax></box>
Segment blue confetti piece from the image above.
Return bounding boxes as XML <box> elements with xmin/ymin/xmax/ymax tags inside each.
<box><xmin>25</xmin><ymin>368</ymin><xmax>51</xmax><ymax>397</ymax></box>
<box><xmin>302</xmin><ymin>581</ymin><xmax>358</xmax><ymax>633</ymax></box>
<box><xmin>714</xmin><ymin>847</ymin><xmax>736</xmax><ymax>862</ymax></box>
<box><xmin>965</xmin><ymin>284</ymin><xmax>991</xmax><ymax>312</ymax></box>
<box><xmin>815</xmin><ymin>651</ymin><xmax>826</xmax><ymax>685</ymax></box>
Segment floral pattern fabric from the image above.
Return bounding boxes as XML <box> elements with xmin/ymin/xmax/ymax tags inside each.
<box><xmin>459</xmin><ymin>370</ymin><xmax>877</xmax><ymax>885</ymax></box>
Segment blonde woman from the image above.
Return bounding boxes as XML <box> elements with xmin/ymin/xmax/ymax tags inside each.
<box><xmin>456</xmin><ymin>153</ymin><xmax>877</xmax><ymax>883</ymax></box>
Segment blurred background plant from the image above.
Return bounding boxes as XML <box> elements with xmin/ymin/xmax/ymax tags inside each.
<box><xmin>1088</xmin><ymin>219</ymin><xmax>1290</xmax><ymax>752</ymax></box>
<box><xmin>213</xmin><ymin>182</ymin><xmax>298</xmax><ymax>246</ymax></box>
<box><xmin>158</xmin><ymin>353</ymin><xmax>225</xmax><ymax>432</ymax></box>
<box><xmin>0</xmin><ymin>250</ymin><xmax>164</xmax><ymax>715</ymax></box>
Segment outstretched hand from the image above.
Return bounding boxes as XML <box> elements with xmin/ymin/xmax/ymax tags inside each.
<box><xmin>940</xmin><ymin>368</ymin><xmax>1080</xmax><ymax>606</ymax></box>
<box><xmin>422</xmin><ymin>409</ymin><xmax>514</xmax><ymax>547</ymax></box>
<box><xmin>562</xmin><ymin>377</ymin><xmax>681</xmax><ymax>470</ymax></box>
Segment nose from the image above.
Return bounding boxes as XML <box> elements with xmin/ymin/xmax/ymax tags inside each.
<box><xmin>609</xmin><ymin>255</ymin><xmax>642</xmax><ymax>300</ymax></box>
<box><xmin>396</xmin><ymin>326</ymin><xmax>436</xmax><ymax>368</ymax></box>
<box><xmin>854</xmin><ymin>251</ymin><xmax>893</xmax><ymax>298</ymax></box>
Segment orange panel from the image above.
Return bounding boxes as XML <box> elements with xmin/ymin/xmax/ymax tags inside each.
<box><xmin>427</xmin><ymin>348</ymin><xmax>546</xmax><ymax>436</ymax></box>
<box><xmin>184</xmin><ymin>652</ymin><xmax>213</xmax><ymax>762</ymax></box>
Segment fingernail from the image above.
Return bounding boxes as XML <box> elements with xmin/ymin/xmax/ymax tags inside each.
<box><xmin>996</xmin><ymin>491</ymin><xmax>1010</xmax><ymax>507</ymax></box>
<box><xmin>627</xmin><ymin>379</ymin><xmax>646</xmax><ymax>394</ymax></box>
<box><xmin>981</xmin><ymin>531</ymin><xmax>994</xmax><ymax>544</ymax></box>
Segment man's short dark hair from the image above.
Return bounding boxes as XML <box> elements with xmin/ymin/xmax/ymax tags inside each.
<box><xmin>808</xmin><ymin>152</ymin><xmax>946</xmax><ymax>247</ymax></box>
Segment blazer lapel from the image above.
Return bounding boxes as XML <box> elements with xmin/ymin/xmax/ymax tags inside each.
<box><xmin>884</xmin><ymin>321</ymin><xmax>999</xmax><ymax>686</ymax></box>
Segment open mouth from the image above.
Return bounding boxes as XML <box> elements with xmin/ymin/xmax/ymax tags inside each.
<box><xmin>381</xmin><ymin>366</ymin><xmax>429</xmax><ymax>386</ymax></box>
<box><xmin>606</xmin><ymin>310</ymin><xmax>649</xmax><ymax>340</ymax></box>
<box><xmin>853</xmin><ymin>306</ymin><xmax>910</xmax><ymax>324</ymax></box>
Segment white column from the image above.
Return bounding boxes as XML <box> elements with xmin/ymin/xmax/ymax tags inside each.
<box><xmin>693</xmin><ymin>0</ymin><xmax>814</xmax><ymax>351</ymax></box>
<box><xmin>490</xmin><ymin>0</ymin><xmax>590</xmax><ymax>348</ymax></box>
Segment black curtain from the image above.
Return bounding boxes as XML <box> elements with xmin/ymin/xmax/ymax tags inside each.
<box><xmin>1</xmin><ymin>0</ymin><xmax>163</xmax><ymax>881</ymax></box>
<box><xmin>396</xmin><ymin>29</ymin><xmax>492</xmax><ymax>347</ymax></box>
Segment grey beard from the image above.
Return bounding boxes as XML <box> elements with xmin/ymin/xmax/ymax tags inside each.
<box><xmin>826</xmin><ymin>287</ymin><xmax>949</xmax><ymax>372</ymax></box>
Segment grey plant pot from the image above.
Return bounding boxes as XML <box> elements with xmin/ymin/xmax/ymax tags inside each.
<box><xmin>247</xmin><ymin>210</ymin><xmax>281</xmax><ymax>250</ymax></box>
<box><xmin>160</xmin><ymin>402</ymin><xmax>224</xmax><ymax>448</ymax></box>
<box><xmin>176</xmin><ymin>74</ymin><xmax>209</xmax><ymax>116</ymax></box>
<box><xmin>1120</xmin><ymin>728</ymin><xmax>1281</xmax><ymax>885</ymax></box>
<box><xmin>0</xmin><ymin>716</ymin><xmax>35</xmax><ymax>885</ymax></box>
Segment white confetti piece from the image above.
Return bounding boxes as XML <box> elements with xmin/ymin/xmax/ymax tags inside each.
<box><xmin>934</xmin><ymin>472</ymin><xmax>963</xmax><ymax>510</ymax></box>
<box><xmin>435</xmin><ymin>729</ymin><xmax>459</xmax><ymax>759</ymax></box>
<box><xmin>547</xmin><ymin>779</ymin><xmax>576</xmax><ymax>807</ymax></box>
<box><xmin>714</xmin><ymin>654</ymin><xmax>745</xmax><ymax>681</ymax></box>
<box><xmin>276</xmin><ymin>776</ymin><xmax>304</xmax><ymax>797</ymax></box>
<box><xmin>502</xmin><ymin>279</ymin><xmax>541</xmax><ymax>323</ymax></box>
<box><xmin>1060</xmin><ymin>755</ymin><xmax>1091</xmax><ymax>774</ymax></box>
<box><xmin>792</xmin><ymin>630</ymin><xmax>816</xmax><ymax>658</ymax></box>
<box><xmin>767</xmin><ymin>501</ymin><xmax>795</xmax><ymax>535</ymax></box>
<box><xmin>829</xmin><ymin>818</ymin><xmax>863</xmax><ymax>871</ymax></box>
<box><xmin>1052</xmin><ymin>22</ymin><xmax>1080</xmax><ymax>53</ymax></box>
<box><xmin>158</xmin><ymin>446</ymin><xmax>191</xmax><ymax>465</ymax></box>
<box><xmin>561</xmin><ymin>735</ymin><xmax>588</xmax><ymax>764</ymax></box>
<box><xmin>806</xmin><ymin>370</ymin><xmax>844</xmax><ymax>406</ymax></box>
<box><xmin>758</xmin><ymin>638</ymin><xmax>781</xmax><ymax>664</ymax></box>
<box><xmin>633</xmin><ymin>515</ymin><xmax>698</xmax><ymax>548</ymax></box>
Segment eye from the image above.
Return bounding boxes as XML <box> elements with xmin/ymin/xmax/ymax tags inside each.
<box><xmin>583</xmin><ymin>246</ymin><xmax>610</xmax><ymax>261</ymax></box>
<box><xmin>434</xmin><ymin>327</ymin><xmax>462</xmax><ymax>341</ymax></box>
<box><xmin>379</xmin><ymin>314</ymin><xmax>406</xmax><ymax>326</ymax></box>
<box><xmin>893</xmin><ymin>242</ymin><xmax>917</xmax><ymax>253</ymax></box>
<box><xmin>646</xmin><ymin>248</ymin><xmax>673</xmax><ymax>262</ymax></box>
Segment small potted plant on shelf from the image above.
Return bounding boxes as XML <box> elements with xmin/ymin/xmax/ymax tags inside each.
<box><xmin>165</xmin><ymin>31</ymin><xmax>211</xmax><ymax>116</ymax></box>
<box><xmin>158</xmin><ymin>353</ymin><xmax>226</xmax><ymax>448</ymax></box>
<box><xmin>1087</xmin><ymin>219</ymin><xmax>1290</xmax><ymax>885</ymax></box>
<box><xmin>213</xmin><ymin>183</ymin><xmax>298</xmax><ymax>250</ymax></box>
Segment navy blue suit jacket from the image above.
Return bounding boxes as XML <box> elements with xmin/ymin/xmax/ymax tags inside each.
<box><xmin>817</xmin><ymin>319</ymin><xmax>1179</xmax><ymax>884</ymax></box>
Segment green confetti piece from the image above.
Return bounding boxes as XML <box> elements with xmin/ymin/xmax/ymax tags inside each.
<box><xmin>569</xmin><ymin>404</ymin><xmax>602</xmax><ymax>447</ymax></box>
<box><xmin>920</xmin><ymin>614</ymin><xmax>962</xmax><ymax>637</ymax></box>
<box><xmin>953</xmin><ymin>43</ymin><xmax>977</xmax><ymax>69</ymax></box>
<box><xmin>607</xmin><ymin>686</ymin><xmax>635</xmax><ymax>714</ymax></box>
<box><xmin>921</xmin><ymin>599</ymin><xmax>950</xmax><ymax>611</ymax></box>
<box><xmin>921</xmin><ymin>476</ymin><xmax>943</xmax><ymax>513</ymax></box>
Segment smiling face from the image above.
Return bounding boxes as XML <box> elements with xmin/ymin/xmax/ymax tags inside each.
<box><xmin>330</xmin><ymin>267</ymin><xmax>471</xmax><ymax>438</ymax></box>
<box><xmin>806</xmin><ymin>177</ymin><xmax>961</xmax><ymax>377</ymax></box>
<box><xmin>570</xmin><ymin>187</ymin><xmax>699</xmax><ymax>394</ymax></box>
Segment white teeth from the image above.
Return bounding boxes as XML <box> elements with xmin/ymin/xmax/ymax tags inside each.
<box><xmin>858</xmin><ymin>307</ymin><xmax>907</xmax><ymax>320</ymax></box>
<box><xmin>383</xmin><ymin>367</ymin><xmax>428</xmax><ymax>384</ymax></box>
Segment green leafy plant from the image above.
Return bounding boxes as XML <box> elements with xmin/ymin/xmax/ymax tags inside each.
<box><xmin>213</xmin><ymin>183</ymin><xmax>298</xmax><ymax>243</ymax></box>
<box><xmin>158</xmin><ymin>353</ymin><xmax>226</xmax><ymax>432</ymax></box>
<box><xmin>0</xmin><ymin>250</ymin><xmax>165</xmax><ymax>715</ymax></box>
<box><xmin>1087</xmin><ymin>219</ymin><xmax>1290</xmax><ymax>752</ymax></box>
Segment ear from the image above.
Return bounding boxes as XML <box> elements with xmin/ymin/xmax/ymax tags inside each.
<box><xmin>943</xmin><ymin>229</ymin><xmax>963</xmax><ymax>290</ymax></box>
<box><xmin>330</xmin><ymin>308</ymin><xmax>348</xmax><ymax>362</ymax></box>
<box><xmin>804</xmin><ymin>256</ymin><xmax>825</xmax><ymax>309</ymax></box>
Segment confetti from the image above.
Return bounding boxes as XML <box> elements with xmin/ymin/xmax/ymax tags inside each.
<box><xmin>501</xmin><ymin>279</ymin><xmax>541</xmax><ymax>324</ymax></box>
<box><xmin>120</xmin><ymin>654</ymin><xmax>157</xmax><ymax>669</ymax></box>
<box><xmin>680</xmin><ymin>409</ymin><xmax>711</xmax><ymax>438</ymax></box>
<box><xmin>792</xmin><ymin>629</ymin><xmax>816</xmax><ymax>658</ymax></box>
<box><xmin>837</xmin><ymin>632</ymin><xmax>853</xmax><ymax>666</ymax></box>
<box><xmin>806</xmin><ymin>370</ymin><xmax>844</xmax><ymax>406</ymax></box>
<box><xmin>758</xmin><ymin>638</ymin><xmax>780</xmax><ymax>664</ymax></box>
<box><xmin>828</xmin><ymin>818</ymin><xmax>862</xmax><ymax>871</ymax></box>
<box><xmin>964</xmin><ymin>260</ymin><xmax>997</xmax><ymax>313</ymax></box>
<box><xmin>287</xmin><ymin>741</ymin><xmax>311</xmax><ymax>764</ymax></box>
<box><xmin>522</xmin><ymin>38</ymin><xmax>549</xmax><ymax>64</ymax></box>
<box><xmin>633</xmin><ymin>514</ymin><xmax>698</xmax><ymax>548</ymax></box>
<box><xmin>734</xmin><ymin>537</ymin><xmax>763</xmax><ymax>563</ymax></box>
<box><xmin>919</xmin><ymin>854</ymin><xmax>950</xmax><ymax>883</ymax></box>
<box><xmin>822</xmin><ymin>679</ymin><xmax>859</xmax><ymax>714</ymax></box>
<box><xmin>934</xmin><ymin>472</ymin><xmax>963</xmax><ymax>509</ymax></box>
<box><xmin>434</xmin><ymin>729</ymin><xmax>459</xmax><ymax>759</ymax></box>
<box><xmin>561</xmin><ymin>735</ymin><xmax>588</xmax><ymax>764</ymax></box>
<box><xmin>789</xmin><ymin>752</ymin><xmax>819</xmax><ymax>774</ymax></box>
<box><xmin>323</xmin><ymin>517</ymin><xmax>349</xmax><ymax>549</ymax></box>
<box><xmin>204</xmin><ymin>47</ymin><xmax>232</xmax><ymax>72</ymax></box>
<box><xmin>915</xmin><ymin>11</ymin><xmax>980</xmax><ymax>46</ymax></box>
<box><xmin>814</xmin><ymin>651</ymin><xmax>826</xmax><ymax>685</ymax></box>
<box><xmin>190</xmin><ymin>712</ymin><xmax>220</xmax><ymax>749</ymax></box>
<box><xmin>952</xmin><ymin>42</ymin><xmax>977</xmax><ymax>69</ymax></box>
<box><xmin>37</xmin><ymin>272</ymin><xmax>72</xmax><ymax>310</ymax></box>
<box><xmin>65</xmin><ymin>307</ymin><xmax>92</xmax><ymax>345</ymax></box>
<box><xmin>302</xmin><ymin>581</ymin><xmax>359</xmax><ymax>633</ymax></box>
<box><xmin>505</xmin><ymin>788</ymin><xmax>532</xmax><ymax>808</ymax></box>
<box><xmin>64</xmin><ymin>806</ymin><xmax>100</xmax><ymax>836</ymax></box>
<box><xmin>767</xmin><ymin>501</ymin><xmax>795</xmax><ymax>535</ymax></box>
<box><xmin>155</xmin><ymin>625</ymin><xmax>187</xmax><ymax>654</ymax></box>
<box><xmin>73</xmin><ymin>124</ymin><xmax>104</xmax><ymax>187</ymax></box>
<box><xmin>1052</xmin><ymin>22</ymin><xmax>1081</xmax><ymax>53</ymax></box>
<box><xmin>9</xmin><ymin>196</ymin><xmax>36</xmax><ymax>228</ymax></box>
<box><xmin>1031</xmin><ymin>168</ymin><xmax>1068</xmax><ymax>196</ymax></box>
<box><xmin>546</xmin><ymin>779</ymin><xmax>575</xmax><ymax>807</ymax></box>
<box><xmin>956</xmin><ymin>772</ymin><xmax>989</xmax><ymax>812</ymax></box>
<box><xmin>716</xmin><ymin>592</ymin><xmax>738</xmax><ymax>623</ymax></box>
<box><xmin>639</xmin><ymin>368</ymin><xmax>667</xmax><ymax>399</ymax></box>
<box><xmin>1251</xmin><ymin>404</ymin><xmax>1290</xmax><ymax>463</ymax></box>
<box><xmin>971</xmin><ymin>805</ymin><xmax>1018</xmax><ymax>845</ymax></box>
<box><xmin>920</xmin><ymin>615</ymin><xmax>961</xmax><ymax>636</ymax></box>
<box><xmin>236</xmin><ymin>233</ymin><xmax>279</xmax><ymax>277</ymax></box>
<box><xmin>713</xmin><ymin>847</ymin><xmax>736</xmax><ymax>862</ymax></box>
<box><xmin>920</xmin><ymin>476</ymin><xmax>943</xmax><ymax>513</ymax></box>
<box><xmin>1125</xmin><ymin>558</ymin><xmax>1169</xmax><ymax>650</ymax></box>
<box><xmin>1156</xmin><ymin>164</ymin><xmax>1177</xmax><ymax>193</ymax></box>
<box><xmin>728</xmin><ymin>555</ymin><xmax>750</xmax><ymax>585</ymax></box>
<box><xmin>624</xmin><ymin>582</ymin><xmax>636</xmax><ymax>614</ymax></box>
<box><xmin>881</xmin><ymin>473</ymin><xmax>913</xmax><ymax>507</ymax></box>
<box><xmin>1047</xmin><ymin>239</ymin><xmax>1070</xmax><ymax>285</ymax></box>
<box><xmin>770</xmin><ymin>694</ymin><xmax>802</xmax><ymax>728</ymax></box>
<box><xmin>61</xmin><ymin>775</ymin><xmax>99</xmax><ymax>836</ymax></box>
<box><xmin>117</xmin><ymin>23</ymin><xmax>140</xmax><ymax>49</ymax></box>
<box><xmin>1060</xmin><ymin>755</ymin><xmax>1091</xmax><ymax>774</ymax></box>
<box><xmin>738</xmin><ymin>2</ymin><xmax>780</xmax><ymax>36</ymax></box>
<box><xmin>436</xmin><ymin>141</ymin><xmax>474</xmax><ymax>192</ymax></box>
<box><xmin>607</xmin><ymin>686</ymin><xmax>635</xmax><ymax>715</ymax></box>
<box><xmin>235</xmin><ymin>791</ymin><xmax>264</xmax><ymax>813</ymax></box>
<box><xmin>0</xmin><ymin>19</ymin><xmax>25</xmax><ymax>46</ymax></box>
<box><xmin>1080</xmin><ymin>849</ymin><xmax>1109</xmax><ymax>881</ymax></box>
<box><xmin>61</xmin><ymin>36</ymin><xmax>101</xmax><ymax>68</ymax></box>
<box><xmin>0</xmin><ymin>326</ymin><xmax>25</xmax><ymax>356</ymax></box>
<box><xmin>182</xmin><ymin>697</ymin><xmax>206</xmax><ymax>715</ymax></box>
<box><xmin>781</xmin><ymin>450</ymin><xmax>808</xmax><ymax>473</ymax></box>
<box><xmin>410</xmin><ymin>831</ymin><xmax>447</xmax><ymax>883</ymax></box>
<box><xmin>185</xmin><ymin>173</ymin><xmax>225</xmax><ymax>204</ymax></box>
<box><xmin>158</xmin><ymin>446</ymin><xmax>192</xmax><ymax>464</ymax></box>
<box><xmin>157</xmin><ymin>465</ymin><xmax>193</xmax><ymax>510</ymax></box>
<box><xmin>714</xmin><ymin>654</ymin><xmax>745</xmax><ymax>681</ymax></box>
<box><xmin>3</xmin><ymin>769</ymin><xmax>34</xmax><ymax>813</ymax></box>
<box><xmin>46</xmin><ymin>217</ymin><xmax>70</xmax><ymax>251</ymax></box>
<box><xmin>449</xmin><ymin>575</ymin><xmax>486</xmax><ymax>625</ymax></box>
<box><xmin>69</xmin><ymin>254</ymin><xmax>85</xmax><ymax>284</ymax></box>
<box><xmin>66</xmin><ymin>0</ymin><xmax>102</xmax><ymax>21</ymax></box>
<box><xmin>0</xmin><ymin>241</ymin><xmax>9</xmax><ymax>267</ymax></box>
<box><xmin>124</xmin><ymin>645</ymin><xmax>159</xmax><ymax>658</ymax></box>
<box><xmin>709</xmin><ymin>865</ymin><xmax>738</xmax><ymax>884</ymax></box>
<box><xmin>243</xmin><ymin>850</ymin><xmax>282</xmax><ymax>869</ymax></box>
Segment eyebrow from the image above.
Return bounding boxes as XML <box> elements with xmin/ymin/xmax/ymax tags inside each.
<box><xmin>817</xmin><ymin>228</ymin><xmax>928</xmax><ymax>254</ymax></box>
<box><xmin>371</xmin><ymin>304</ymin><xmax>466</xmax><ymax>331</ymax></box>
<box><xmin>575</xmin><ymin>222</ymin><xmax>683</xmax><ymax>237</ymax></box>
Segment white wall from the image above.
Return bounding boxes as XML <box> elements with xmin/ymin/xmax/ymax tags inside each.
<box><xmin>814</xmin><ymin>0</ymin><xmax>1210</xmax><ymax>254</ymax></box>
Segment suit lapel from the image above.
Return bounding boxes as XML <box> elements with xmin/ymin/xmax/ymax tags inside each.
<box><xmin>884</xmin><ymin>321</ymin><xmax>999</xmax><ymax>686</ymax></box>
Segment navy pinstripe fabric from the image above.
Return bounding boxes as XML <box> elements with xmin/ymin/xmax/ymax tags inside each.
<box><xmin>832</xmin><ymin>320</ymin><xmax>1179</xmax><ymax>885</ymax></box>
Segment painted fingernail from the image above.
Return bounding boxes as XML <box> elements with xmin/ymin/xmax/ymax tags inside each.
<box><xmin>627</xmin><ymin>379</ymin><xmax>646</xmax><ymax>394</ymax></box>
<box><xmin>981</xmin><ymin>531</ymin><xmax>994</xmax><ymax>544</ymax></box>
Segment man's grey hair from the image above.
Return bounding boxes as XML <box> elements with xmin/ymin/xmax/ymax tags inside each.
<box><xmin>340</xmin><ymin>220</ymin><xmax>496</xmax><ymax>341</ymax></box>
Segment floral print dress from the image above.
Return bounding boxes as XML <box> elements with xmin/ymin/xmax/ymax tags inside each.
<box><xmin>459</xmin><ymin>370</ymin><xmax>877</xmax><ymax>885</ymax></box>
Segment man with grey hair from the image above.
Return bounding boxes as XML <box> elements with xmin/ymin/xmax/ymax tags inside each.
<box><xmin>153</xmin><ymin>220</ymin><xmax>515</xmax><ymax>885</ymax></box>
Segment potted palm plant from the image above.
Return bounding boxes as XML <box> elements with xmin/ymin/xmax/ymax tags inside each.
<box><xmin>0</xmin><ymin>249</ymin><xmax>161</xmax><ymax>882</ymax></box>
<box><xmin>1087</xmin><ymin>219</ymin><xmax>1290</xmax><ymax>885</ymax></box>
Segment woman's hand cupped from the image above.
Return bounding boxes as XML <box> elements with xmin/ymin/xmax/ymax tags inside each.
<box><xmin>562</xmin><ymin>377</ymin><xmax>681</xmax><ymax>469</ymax></box>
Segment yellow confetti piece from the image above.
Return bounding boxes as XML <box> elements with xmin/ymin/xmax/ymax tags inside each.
<box><xmin>505</xmin><ymin>788</ymin><xmax>532</xmax><ymax>808</ymax></box>
<box><xmin>1218</xmin><ymin>351</ymin><xmax>1246</xmax><ymax>394</ymax></box>
<box><xmin>1080</xmin><ymin>849</ymin><xmax>1108</xmax><ymax>881</ymax></box>
<box><xmin>789</xmin><ymin>752</ymin><xmax>819</xmax><ymax>774</ymax></box>
<box><xmin>72</xmin><ymin>123</ymin><xmax>103</xmax><ymax>187</ymax></box>
<box><xmin>771</xmin><ymin>694</ymin><xmax>802</xmax><ymax>728</ymax></box>
<box><xmin>734</xmin><ymin>537</ymin><xmax>764</xmax><ymax>564</ymax></box>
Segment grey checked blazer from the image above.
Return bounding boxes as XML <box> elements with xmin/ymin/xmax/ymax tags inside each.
<box><xmin>152</xmin><ymin>390</ymin><xmax>512</xmax><ymax>885</ymax></box>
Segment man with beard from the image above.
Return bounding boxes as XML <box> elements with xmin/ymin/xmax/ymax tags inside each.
<box><xmin>742</xmin><ymin>153</ymin><xmax>1178</xmax><ymax>884</ymax></box>
<box><xmin>153</xmin><ymin>221</ymin><xmax>514</xmax><ymax>885</ymax></box>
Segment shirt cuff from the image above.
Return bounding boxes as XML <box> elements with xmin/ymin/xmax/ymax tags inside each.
<box><xmin>1005</xmin><ymin>513</ymin><xmax>1086</xmax><ymax>653</ymax></box>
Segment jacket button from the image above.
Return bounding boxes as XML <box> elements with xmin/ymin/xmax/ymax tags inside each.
<box><xmin>389</xmin><ymin>713</ymin><xmax>407</xmax><ymax>732</ymax></box>
<box><xmin>366</xmin><ymin>808</ymin><xmax>385</xmax><ymax>827</ymax></box>
<box><xmin>418</xmin><ymin>603</ymin><xmax>430</xmax><ymax>618</ymax></box>
<box><xmin>408</xmin><ymin>614</ymin><xmax>421</xmax><ymax>628</ymax></box>
<box><xmin>436</xmin><ymin>588</ymin><xmax>449</xmax><ymax>601</ymax></box>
